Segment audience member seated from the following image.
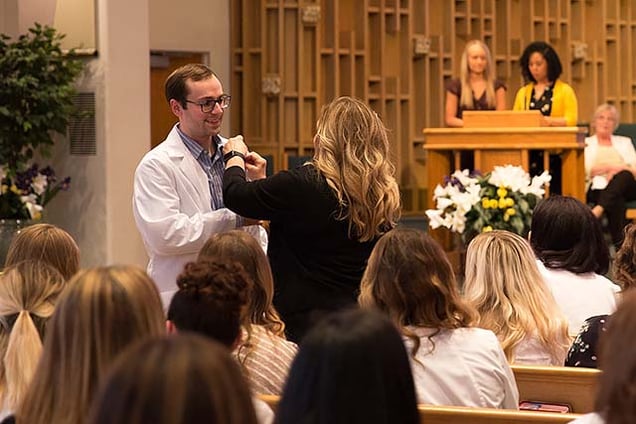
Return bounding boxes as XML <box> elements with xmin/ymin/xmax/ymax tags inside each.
<box><xmin>166</xmin><ymin>261</ymin><xmax>274</xmax><ymax>423</ymax></box>
<box><xmin>197</xmin><ymin>231</ymin><xmax>297</xmax><ymax>395</ymax></box>
<box><xmin>529</xmin><ymin>195</ymin><xmax>620</xmax><ymax>336</ymax></box>
<box><xmin>586</xmin><ymin>103</ymin><xmax>636</xmax><ymax>247</ymax></box>
<box><xmin>569</xmin><ymin>290</ymin><xmax>636</xmax><ymax>423</ymax></box>
<box><xmin>358</xmin><ymin>228</ymin><xmax>519</xmax><ymax>409</ymax></box>
<box><xmin>464</xmin><ymin>230</ymin><xmax>571</xmax><ymax>365</ymax></box>
<box><xmin>0</xmin><ymin>261</ymin><xmax>66</xmax><ymax>419</ymax></box>
<box><xmin>4</xmin><ymin>223</ymin><xmax>79</xmax><ymax>280</ymax></box>
<box><xmin>276</xmin><ymin>308</ymin><xmax>419</xmax><ymax>424</ymax></box>
<box><xmin>6</xmin><ymin>266</ymin><xmax>165</xmax><ymax>424</ymax></box>
<box><xmin>566</xmin><ymin>223</ymin><xmax>636</xmax><ymax>368</ymax></box>
<box><xmin>88</xmin><ymin>334</ymin><xmax>259</xmax><ymax>424</ymax></box>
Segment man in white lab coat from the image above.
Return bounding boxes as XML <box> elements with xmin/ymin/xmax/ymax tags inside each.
<box><xmin>133</xmin><ymin>64</ymin><xmax>266</xmax><ymax>306</ymax></box>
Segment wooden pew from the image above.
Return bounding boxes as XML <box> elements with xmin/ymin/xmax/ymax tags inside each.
<box><xmin>258</xmin><ymin>394</ymin><xmax>582</xmax><ymax>423</ymax></box>
<box><xmin>512</xmin><ymin>365</ymin><xmax>600</xmax><ymax>414</ymax></box>
<box><xmin>418</xmin><ymin>404</ymin><xmax>580</xmax><ymax>424</ymax></box>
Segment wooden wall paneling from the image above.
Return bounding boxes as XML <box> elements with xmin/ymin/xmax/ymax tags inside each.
<box><xmin>264</xmin><ymin>0</ymin><xmax>284</xmax><ymax>171</ymax></box>
<box><xmin>231</xmin><ymin>0</ymin><xmax>636</xmax><ymax>217</ymax></box>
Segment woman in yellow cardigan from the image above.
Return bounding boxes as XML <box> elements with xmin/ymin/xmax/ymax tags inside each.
<box><xmin>514</xmin><ymin>41</ymin><xmax>578</xmax><ymax>193</ymax></box>
<box><xmin>513</xmin><ymin>41</ymin><xmax>578</xmax><ymax>126</ymax></box>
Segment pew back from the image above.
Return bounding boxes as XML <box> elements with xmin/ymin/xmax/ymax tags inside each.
<box><xmin>258</xmin><ymin>394</ymin><xmax>582</xmax><ymax>423</ymax></box>
<box><xmin>418</xmin><ymin>404</ymin><xmax>580</xmax><ymax>424</ymax></box>
<box><xmin>512</xmin><ymin>365</ymin><xmax>600</xmax><ymax>414</ymax></box>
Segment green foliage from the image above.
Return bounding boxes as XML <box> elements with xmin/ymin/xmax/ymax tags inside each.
<box><xmin>0</xmin><ymin>23</ymin><xmax>84</xmax><ymax>175</ymax></box>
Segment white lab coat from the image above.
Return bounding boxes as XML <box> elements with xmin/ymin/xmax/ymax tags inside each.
<box><xmin>133</xmin><ymin>125</ymin><xmax>267</xmax><ymax>306</ymax></box>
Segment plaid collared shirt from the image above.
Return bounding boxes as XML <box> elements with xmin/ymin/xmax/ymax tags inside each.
<box><xmin>176</xmin><ymin>126</ymin><xmax>225</xmax><ymax>210</ymax></box>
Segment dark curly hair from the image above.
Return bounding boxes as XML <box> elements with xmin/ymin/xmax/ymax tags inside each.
<box><xmin>168</xmin><ymin>261</ymin><xmax>252</xmax><ymax>347</ymax></box>
<box><xmin>613</xmin><ymin>223</ymin><xmax>636</xmax><ymax>291</ymax></box>
<box><xmin>519</xmin><ymin>41</ymin><xmax>563</xmax><ymax>83</ymax></box>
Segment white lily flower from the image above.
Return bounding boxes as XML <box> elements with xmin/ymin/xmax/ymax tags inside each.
<box><xmin>20</xmin><ymin>194</ymin><xmax>43</xmax><ymax>219</ymax></box>
<box><xmin>31</xmin><ymin>173</ymin><xmax>48</xmax><ymax>195</ymax></box>
<box><xmin>433</xmin><ymin>184</ymin><xmax>448</xmax><ymax>199</ymax></box>
<box><xmin>490</xmin><ymin>165</ymin><xmax>530</xmax><ymax>191</ymax></box>
<box><xmin>436</xmin><ymin>197</ymin><xmax>454</xmax><ymax>210</ymax></box>
<box><xmin>425</xmin><ymin>209</ymin><xmax>448</xmax><ymax>229</ymax></box>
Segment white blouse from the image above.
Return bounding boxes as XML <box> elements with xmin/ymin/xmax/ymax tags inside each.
<box><xmin>404</xmin><ymin>326</ymin><xmax>519</xmax><ymax>409</ymax></box>
<box><xmin>537</xmin><ymin>260</ymin><xmax>620</xmax><ymax>336</ymax></box>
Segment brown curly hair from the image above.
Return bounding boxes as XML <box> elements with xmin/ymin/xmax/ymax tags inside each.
<box><xmin>168</xmin><ymin>261</ymin><xmax>253</xmax><ymax>347</ymax></box>
<box><xmin>613</xmin><ymin>223</ymin><xmax>636</xmax><ymax>291</ymax></box>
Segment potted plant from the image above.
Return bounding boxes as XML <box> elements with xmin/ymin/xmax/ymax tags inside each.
<box><xmin>0</xmin><ymin>23</ymin><xmax>83</xmax><ymax>263</ymax></box>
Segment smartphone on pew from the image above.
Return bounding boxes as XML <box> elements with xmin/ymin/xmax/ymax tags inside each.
<box><xmin>519</xmin><ymin>401</ymin><xmax>571</xmax><ymax>413</ymax></box>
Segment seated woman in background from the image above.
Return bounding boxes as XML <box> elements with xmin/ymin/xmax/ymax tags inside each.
<box><xmin>566</xmin><ymin>223</ymin><xmax>636</xmax><ymax>368</ymax></box>
<box><xmin>464</xmin><ymin>230</ymin><xmax>571</xmax><ymax>365</ymax></box>
<box><xmin>0</xmin><ymin>261</ymin><xmax>66</xmax><ymax>418</ymax></box>
<box><xmin>4</xmin><ymin>223</ymin><xmax>79</xmax><ymax>280</ymax></box>
<box><xmin>585</xmin><ymin>103</ymin><xmax>636</xmax><ymax>247</ymax></box>
<box><xmin>359</xmin><ymin>228</ymin><xmax>519</xmax><ymax>409</ymax></box>
<box><xmin>570</xmin><ymin>290</ymin><xmax>636</xmax><ymax>424</ymax></box>
<box><xmin>529</xmin><ymin>195</ymin><xmax>619</xmax><ymax>337</ymax></box>
<box><xmin>88</xmin><ymin>335</ymin><xmax>258</xmax><ymax>424</ymax></box>
<box><xmin>445</xmin><ymin>39</ymin><xmax>506</xmax><ymax>128</ymax></box>
<box><xmin>276</xmin><ymin>308</ymin><xmax>419</xmax><ymax>424</ymax></box>
<box><xmin>8</xmin><ymin>266</ymin><xmax>165</xmax><ymax>424</ymax></box>
<box><xmin>513</xmin><ymin>41</ymin><xmax>578</xmax><ymax>194</ymax></box>
<box><xmin>196</xmin><ymin>230</ymin><xmax>297</xmax><ymax>395</ymax></box>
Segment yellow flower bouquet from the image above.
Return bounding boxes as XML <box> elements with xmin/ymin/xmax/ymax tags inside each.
<box><xmin>425</xmin><ymin>165</ymin><xmax>551</xmax><ymax>242</ymax></box>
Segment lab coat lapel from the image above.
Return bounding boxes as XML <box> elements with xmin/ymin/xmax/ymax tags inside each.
<box><xmin>163</xmin><ymin>126</ymin><xmax>212</xmax><ymax>209</ymax></box>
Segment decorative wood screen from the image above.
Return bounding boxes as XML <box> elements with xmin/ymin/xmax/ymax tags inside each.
<box><xmin>231</xmin><ymin>0</ymin><xmax>636</xmax><ymax>215</ymax></box>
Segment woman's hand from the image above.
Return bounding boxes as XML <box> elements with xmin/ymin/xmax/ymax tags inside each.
<box><xmin>224</xmin><ymin>135</ymin><xmax>249</xmax><ymax>156</ymax></box>
<box><xmin>246</xmin><ymin>151</ymin><xmax>267</xmax><ymax>180</ymax></box>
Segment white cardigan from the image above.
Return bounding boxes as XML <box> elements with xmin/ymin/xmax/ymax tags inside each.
<box><xmin>404</xmin><ymin>326</ymin><xmax>519</xmax><ymax>409</ymax></box>
<box><xmin>584</xmin><ymin>134</ymin><xmax>636</xmax><ymax>180</ymax></box>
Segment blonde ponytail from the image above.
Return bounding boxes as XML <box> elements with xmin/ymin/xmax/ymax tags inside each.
<box><xmin>3</xmin><ymin>311</ymin><xmax>44</xmax><ymax>410</ymax></box>
<box><xmin>0</xmin><ymin>261</ymin><xmax>66</xmax><ymax>412</ymax></box>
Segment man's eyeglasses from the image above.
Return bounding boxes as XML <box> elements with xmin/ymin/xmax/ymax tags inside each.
<box><xmin>185</xmin><ymin>95</ymin><xmax>231</xmax><ymax>113</ymax></box>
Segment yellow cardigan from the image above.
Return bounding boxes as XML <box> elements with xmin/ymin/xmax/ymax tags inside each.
<box><xmin>512</xmin><ymin>80</ymin><xmax>578</xmax><ymax>126</ymax></box>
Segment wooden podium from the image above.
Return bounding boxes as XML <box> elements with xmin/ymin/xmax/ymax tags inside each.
<box><xmin>422</xmin><ymin>118</ymin><xmax>587</xmax><ymax>210</ymax></box>
<box><xmin>422</xmin><ymin>113</ymin><xmax>587</xmax><ymax>266</ymax></box>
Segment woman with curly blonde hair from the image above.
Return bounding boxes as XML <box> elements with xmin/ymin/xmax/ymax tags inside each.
<box><xmin>11</xmin><ymin>265</ymin><xmax>165</xmax><ymax>424</ymax></box>
<box><xmin>197</xmin><ymin>231</ymin><xmax>297</xmax><ymax>394</ymax></box>
<box><xmin>223</xmin><ymin>96</ymin><xmax>401</xmax><ymax>341</ymax></box>
<box><xmin>464</xmin><ymin>230</ymin><xmax>571</xmax><ymax>365</ymax></box>
<box><xmin>359</xmin><ymin>228</ymin><xmax>518</xmax><ymax>409</ymax></box>
<box><xmin>0</xmin><ymin>261</ymin><xmax>66</xmax><ymax>419</ymax></box>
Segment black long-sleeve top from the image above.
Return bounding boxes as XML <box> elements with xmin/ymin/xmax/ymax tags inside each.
<box><xmin>223</xmin><ymin>164</ymin><xmax>378</xmax><ymax>340</ymax></box>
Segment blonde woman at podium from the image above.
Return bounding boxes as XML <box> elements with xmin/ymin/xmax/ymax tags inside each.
<box><xmin>513</xmin><ymin>41</ymin><xmax>578</xmax><ymax>193</ymax></box>
<box><xmin>445</xmin><ymin>40</ymin><xmax>507</xmax><ymax>171</ymax></box>
<box><xmin>445</xmin><ymin>40</ymin><xmax>507</xmax><ymax>128</ymax></box>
